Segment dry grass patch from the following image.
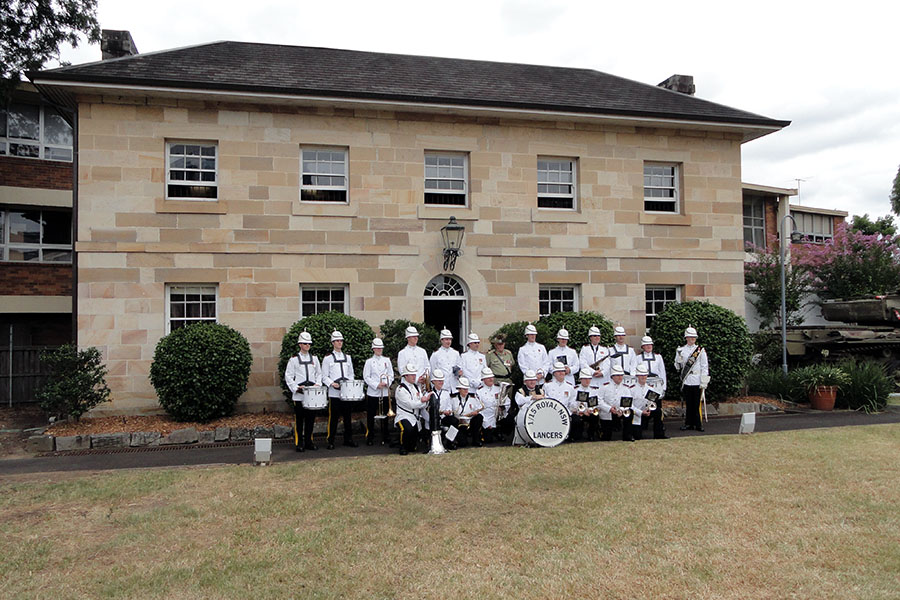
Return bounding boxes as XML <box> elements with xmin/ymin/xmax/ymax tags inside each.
<box><xmin>1</xmin><ymin>425</ymin><xmax>898</xmax><ymax>600</ymax></box>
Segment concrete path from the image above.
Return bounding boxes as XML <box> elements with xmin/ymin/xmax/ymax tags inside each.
<box><xmin>1</xmin><ymin>408</ymin><xmax>898</xmax><ymax>477</ymax></box>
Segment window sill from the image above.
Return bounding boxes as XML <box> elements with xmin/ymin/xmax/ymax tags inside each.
<box><xmin>639</xmin><ymin>213</ymin><xmax>692</xmax><ymax>226</ymax></box>
<box><xmin>531</xmin><ymin>208</ymin><xmax>588</xmax><ymax>223</ymax></box>
<box><xmin>417</xmin><ymin>204</ymin><xmax>477</xmax><ymax>220</ymax></box>
<box><xmin>156</xmin><ymin>198</ymin><xmax>226</xmax><ymax>214</ymax></box>
<box><xmin>292</xmin><ymin>201</ymin><xmax>357</xmax><ymax>217</ymax></box>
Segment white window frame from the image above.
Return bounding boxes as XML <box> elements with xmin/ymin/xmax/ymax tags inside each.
<box><xmin>743</xmin><ymin>197</ymin><xmax>766</xmax><ymax>249</ymax></box>
<box><xmin>166</xmin><ymin>284</ymin><xmax>219</xmax><ymax>333</ymax></box>
<box><xmin>0</xmin><ymin>208</ymin><xmax>73</xmax><ymax>263</ymax></box>
<box><xmin>424</xmin><ymin>152</ymin><xmax>468</xmax><ymax>206</ymax></box>
<box><xmin>0</xmin><ymin>103</ymin><xmax>73</xmax><ymax>162</ymax></box>
<box><xmin>300</xmin><ymin>147</ymin><xmax>349</xmax><ymax>203</ymax></box>
<box><xmin>794</xmin><ymin>212</ymin><xmax>834</xmax><ymax>244</ymax></box>
<box><xmin>539</xmin><ymin>284</ymin><xmax>580</xmax><ymax>318</ymax></box>
<box><xmin>645</xmin><ymin>286</ymin><xmax>681</xmax><ymax>329</ymax></box>
<box><xmin>537</xmin><ymin>157</ymin><xmax>577</xmax><ymax>210</ymax></box>
<box><xmin>300</xmin><ymin>284</ymin><xmax>349</xmax><ymax>317</ymax></box>
<box><xmin>643</xmin><ymin>163</ymin><xmax>680</xmax><ymax>213</ymax></box>
<box><xmin>166</xmin><ymin>141</ymin><xmax>218</xmax><ymax>201</ymax></box>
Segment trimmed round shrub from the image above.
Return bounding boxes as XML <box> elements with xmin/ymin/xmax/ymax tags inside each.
<box><xmin>278</xmin><ymin>312</ymin><xmax>375</xmax><ymax>402</ymax></box>
<box><xmin>377</xmin><ymin>319</ymin><xmax>439</xmax><ymax>365</ymax></box>
<box><xmin>535</xmin><ymin>311</ymin><xmax>615</xmax><ymax>350</ymax></box>
<box><xmin>648</xmin><ymin>300</ymin><xmax>752</xmax><ymax>402</ymax></box>
<box><xmin>150</xmin><ymin>323</ymin><xmax>252</xmax><ymax>422</ymax></box>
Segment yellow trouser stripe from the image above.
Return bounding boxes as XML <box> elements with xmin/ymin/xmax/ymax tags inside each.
<box><xmin>398</xmin><ymin>421</ymin><xmax>405</xmax><ymax>446</ymax></box>
<box><xmin>294</xmin><ymin>422</ymin><xmax>299</xmax><ymax>446</ymax></box>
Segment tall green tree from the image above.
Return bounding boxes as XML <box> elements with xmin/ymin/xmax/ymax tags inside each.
<box><xmin>851</xmin><ymin>213</ymin><xmax>897</xmax><ymax>236</ymax></box>
<box><xmin>0</xmin><ymin>0</ymin><xmax>100</xmax><ymax>103</ymax></box>
<box><xmin>892</xmin><ymin>164</ymin><xmax>900</xmax><ymax>216</ymax></box>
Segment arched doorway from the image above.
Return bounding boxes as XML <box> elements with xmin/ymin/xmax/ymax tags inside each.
<box><xmin>423</xmin><ymin>275</ymin><xmax>468</xmax><ymax>352</ymax></box>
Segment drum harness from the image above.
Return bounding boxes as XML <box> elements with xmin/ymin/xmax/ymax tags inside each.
<box><xmin>297</xmin><ymin>353</ymin><xmax>315</xmax><ymax>387</ymax></box>
<box><xmin>608</xmin><ymin>345</ymin><xmax>631</xmax><ymax>374</ymax></box>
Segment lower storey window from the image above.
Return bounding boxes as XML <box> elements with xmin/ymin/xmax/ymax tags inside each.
<box><xmin>645</xmin><ymin>286</ymin><xmax>680</xmax><ymax>329</ymax></box>
<box><xmin>300</xmin><ymin>284</ymin><xmax>348</xmax><ymax>316</ymax></box>
<box><xmin>167</xmin><ymin>284</ymin><xmax>218</xmax><ymax>332</ymax></box>
<box><xmin>0</xmin><ymin>208</ymin><xmax>72</xmax><ymax>262</ymax></box>
<box><xmin>539</xmin><ymin>285</ymin><xmax>578</xmax><ymax>317</ymax></box>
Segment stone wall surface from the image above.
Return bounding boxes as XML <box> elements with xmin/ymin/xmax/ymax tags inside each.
<box><xmin>75</xmin><ymin>97</ymin><xmax>745</xmax><ymax>414</ymax></box>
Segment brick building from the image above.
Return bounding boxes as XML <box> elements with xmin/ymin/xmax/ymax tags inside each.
<box><xmin>30</xmin><ymin>41</ymin><xmax>789</xmax><ymax>415</ymax></box>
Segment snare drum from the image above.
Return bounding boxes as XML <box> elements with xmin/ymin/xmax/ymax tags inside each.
<box><xmin>515</xmin><ymin>397</ymin><xmax>570</xmax><ymax>448</ymax></box>
<box><xmin>301</xmin><ymin>386</ymin><xmax>328</xmax><ymax>410</ymax></box>
<box><xmin>339</xmin><ymin>380</ymin><xmax>365</xmax><ymax>401</ymax></box>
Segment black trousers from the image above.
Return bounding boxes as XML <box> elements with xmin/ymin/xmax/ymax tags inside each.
<box><xmin>457</xmin><ymin>414</ymin><xmax>484</xmax><ymax>446</ymax></box>
<box><xmin>683</xmin><ymin>385</ymin><xmax>702</xmax><ymax>429</ymax></box>
<box><xmin>327</xmin><ymin>396</ymin><xmax>354</xmax><ymax>443</ymax></box>
<box><xmin>650</xmin><ymin>406</ymin><xmax>667</xmax><ymax>438</ymax></box>
<box><xmin>395</xmin><ymin>419</ymin><xmax>419</xmax><ymax>453</ymax></box>
<box><xmin>600</xmin><ymin>418</ymin><xmax>613</xmax><ymax>441</ymax></box>
<box><xmin>293</xmin><ymin>401</ymin><xmax>323</xmax><ymax>448</ymax></box>
<box><xmin>497</xmin><ymin>414</ymin><xmax>515</xmax><ymax>436</ymax></box>
<box><xmin>364</xmin><ymin>394</ymin><xmax>391</xmax><ymax>444</ymax></box>
<box><xmin>632</xmin><ymin>423</ymin><xmax>643</xmax><ymax>440</ymax></box>
<box><xmin>569</xmin><ymin>414</ymin><xmax>584</xmax><ymax>441</ymax></box>
<box><xmin>583</xmin><ymin>413</ymin><xmax>600</xmax><ymax>440</ymax></box>
<box><xmin>621</xmin><ymin>413</ymin><xmax>634</xmax><ymax>441</ymax></box>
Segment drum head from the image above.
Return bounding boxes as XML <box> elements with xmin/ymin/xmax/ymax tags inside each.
<box><xmin>516</xmin><ymin>397</ymin><xmax>570</xmax><ymax>448</ymax></box>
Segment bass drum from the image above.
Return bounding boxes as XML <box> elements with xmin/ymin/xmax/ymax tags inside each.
<box><xmin>515</xmin><ymin>397</ymin><xmax>571</xmax><ymax>448</ymax></box>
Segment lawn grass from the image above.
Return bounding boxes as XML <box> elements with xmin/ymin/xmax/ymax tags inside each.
<box><xmin>1</xmin><ymin>424</ymin><xmax>898</xmax><ymax>599</ymax></box>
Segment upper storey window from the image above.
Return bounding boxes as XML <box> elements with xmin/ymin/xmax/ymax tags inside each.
<box><xmin>167</xmin><ymin>142</ymin><xmax>218</xmax><ymax>200</ymax></box>
<box><xmin>425</xmin><ymin>152</ymin><xmax>467</xmax><ymax>206</ymax></box>
<box><xmin>643</xmin><ymin>163</ymin><xmax>679</xmax><ymax>213</ymax></box>
<box><xmin>0</xmin><ymin>103</ymin><xmax>73</xmax><ymax>162</ymax></box>
<box><xmin>301</xmin><ymin>148</ymin><xmax>348</xmax><ymax>203</ymax></box>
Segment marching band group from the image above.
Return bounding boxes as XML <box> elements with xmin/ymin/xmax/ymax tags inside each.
<box><xmin>284</xmin><ymin>323</ymin><xmax>710</xmax><ymax>454</ymax></box>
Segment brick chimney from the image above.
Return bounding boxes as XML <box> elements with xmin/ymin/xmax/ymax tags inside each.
<box><xmin>657</xmin><ymin>74</ymin><xmax>695</xmax><ymax>96</ymax></box>
<box><xmin>101</xmin><ymin>30</ymin><xmax>139</xmax><ymax>60</ymax></box>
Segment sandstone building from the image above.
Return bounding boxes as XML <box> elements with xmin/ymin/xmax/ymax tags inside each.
<box><xmin>29</xmin><ymin>41</ymin><xmax>789</xmax><ymax>414</ymax></box>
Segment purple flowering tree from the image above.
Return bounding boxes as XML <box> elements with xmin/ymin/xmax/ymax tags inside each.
<box><xmin>793</xmin><ymin>223</ymin><xmax>900</xmax><ymax>299</ymax></box>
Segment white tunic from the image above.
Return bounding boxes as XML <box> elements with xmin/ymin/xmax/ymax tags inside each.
<box><xmin>633</xmin><ymin>351</ymin><xmax>667</xmax><ymax>393</ymax></box>
<box><xmin>434</xmin><ymin>385</ymin><xmax>454</xmax><ymax>414</ymax></box>
<box><xmin>674</xmin><ymin>344</ymin><xmax>709</xmax><ymax>387</ymax></box>
<box><xmin>477</xmin><ymin>384</ymin><xmax>508</xmax><ymax>429</ymax></box>
<box><xmin>457</xmin><ymin>349</ymin><xmax>487</xmax><ymax>391</ymax></box>
<box><xmin>631</xmin><ymin>381</ymin><xmax>663</xmax><ymax>426</ymax></box>
<box><xmin>394</xmin><ymin>381</ymin><xmax>425</xmax><ymax>427</ymax></box>
<box><xmin>321</xmin><ymin>351</ymin><xmax>354</xmax><ymax>399</ymax></box>
<box><xmin>518</xmin><ymin>342</ymin><xmax>550</xmax><ymax>379</ymax></box>
<box><xmin>572</xmin><ymin>385</ymin><xmax>601</xmax><ymax>415</ymax></box>
<box><xmin>578</xmin><ymin>344</ymin><xmax>610</xmax><ymax>387</ymax></box>
<box><xmin>601</xmin><ymin>382</ymin><xmax>633</xmax><ymax>421</ymax></box>
<box><xmin>548</xmin><ymin>345</ymin><xmax>580</xmax><ymax>386</ymax></box>
<box><xmin>429</xmin><ymin>346</ymin><xmax>461</xmax><ymax>391</ymax></box>
<box><xmin>398</xmin><ymin>345</ymin><xmax>430</xmax><ymax>384</ymax></box>
<box><xmin>454</xmin><ymin>392</ymin><xmax>482</xmax><ymax>420</ymax></box>
<box><xmin>363</xmin><ymin>355</ymin><xmax>393</xmax><ymax>397</ymax></box>
<box><xmin>284</xmin><ymin>352</ymin><xmax>322</xmax><ymax>401</ymax></box>
<box><xmin>608</xmin><ymin>343</ymin><xmax>637</xmax><ymax>375</ymax></box>
<box><xmin>543</xmin><ymin>379</ymin><xmax>576</xmax><ymax>413</ymax></box>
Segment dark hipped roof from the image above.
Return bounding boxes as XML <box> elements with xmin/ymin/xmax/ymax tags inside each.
<box><xmin>30</xmin><ymin>41</ymin><xmax>789</xmax><ymax>129</ymax></box>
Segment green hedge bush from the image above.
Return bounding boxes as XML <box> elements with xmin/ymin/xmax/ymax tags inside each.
<box><xmin>837</xmin><ymin>358</ymin><xmax>893</xmax><ymax>412</ymax></box>
<box><xmin>150</xmin><ymin>323</ymin><xmax>252</xmax><ymax>422</ymax></box>
<box><xmin>37</xmin><ymin>344</ymin><xmax>111</xmax><ymax>421</ymax></box>
<box><xmin>376</xmin><ymin>319</ymin><xmax>439</xmax><ymax>365</ymax></box>
<box><xmin>744</xmin><ymin>366</ymin><xmax>805</xmax><ymax>403</ymax></box>
<box><xmin>535</xmin><ymin>311</ymin><xmax>615</xmax><ymax>350</ymax></box>
<box><xmin>648</xmin><ymin>300</ymin><xmax>751</xmax><ymax>402</ymax></box>
<box><xmin>278</xmin><ymin>312</ymin><xmax>375</xmax><ymax>401</ymax></box>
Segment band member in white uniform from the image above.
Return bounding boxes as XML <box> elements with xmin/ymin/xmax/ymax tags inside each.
<box><xmin>633</xmin><ymin>335</ymin><xmax>668</xmax><ymax>439</ymax></box>
<box><xmin>544</xmin><ymin>361</ymin><xmax>577</xmax><ymax>441</ymax></box>
<box><xmin>573</xmin><ymin>367</ymin><xmax>602</xmax><ymax>441</ymax></box>
<box><xmin>429</xmin><ymin>328</ymin><xmax>460</xmax><ymax>392</ymax></box>
<box><xmin>394</xmin><ymin>363</ymin><xmax>429</xmax><ymax>455</ymax></box>
<box><xmin>608</xmin><ymin>326</ymin><xmax>636</xmax><ymax>377</ymax></box>
<box><xmin>518</xmin><ymin>323</ymin><xmax>550</xmax><ymax>381</ymax></box>
<box><xmin>675</xmin><ymin>326</ymin><xmax>709</xmax><ymax>432</ymax></box>
<box><xmin>397</xmin><ymin>326</ymin><xmax>430</xmax><ymax>392</ymax></box>
<box><xmin>284</xmin><ymin>331</ymin><xmax>323</xmax><ymax>451</ymax></box>
<box><xmin>603</xmin><ymin>365</ymin><xmax>634</xmax><ymax>441</ymax></box>
<box><xmin>457</xmin><ymin>332</ymin><xmax>487</xmax><ymax>393</ymax></box>
<box><xmin>430</xmin><ymin>369</ymin><xmax>458</xmax><ymax>450</ymax></box>
<box><xmin>363</xmin><ymin>337</ymin><xmax>394</xmax><ymax>446</ymax></box>
<box><xmin>579</xmin><ymin>325</ymin><xmax>610</xmax><ymax>388</ymax></box>
<box><xmin>548</xmin><ymin>328</ymin><xmax>580</xmax><ymax>386</ymax></box>
<box><xmin>631</xmin><ymin>363</ymin><xmax>664</xmax><ymax>441</ymax></box>
<box><xmin>476</xmin><ymin>366</ymin><xmax>510</xmax><ymax>443</ymax></box>
<box><xmin>453</xmin><ymin>377</ymin><xmax>484</xmax><ymax>447</ymax></box>
<box><xmin>514</xmin><ymin>369</ymin><xmax>544</xmax><ymax>412</ymax></box>
<box><xmin>321</xmin><ymin>330</ymin><xmax>357</xmax><ymax>449</ymax></box>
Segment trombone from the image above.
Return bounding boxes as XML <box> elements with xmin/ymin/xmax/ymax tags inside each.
<box><xmin>375</xmin><ymin>373</ymin><xmax>395</xmax><ymax>419</ymax></box>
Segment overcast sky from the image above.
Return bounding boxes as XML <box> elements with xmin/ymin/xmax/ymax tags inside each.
<box><xmin>56</xmin><ymin>0</ymin><xmax>900</xmax><ymax>220</ymax></box>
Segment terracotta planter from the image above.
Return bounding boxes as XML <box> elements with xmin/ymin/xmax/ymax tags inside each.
<box><xmin>809</xmin><ymin>385</ymin><xmax>837</xmax><ymax>411</ymax></box>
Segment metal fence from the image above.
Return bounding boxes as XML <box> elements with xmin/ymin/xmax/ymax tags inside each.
<box><xmin>0</xmin><ymin>346</ymin><xmax>57</xmax><ymax>406</ymax></box>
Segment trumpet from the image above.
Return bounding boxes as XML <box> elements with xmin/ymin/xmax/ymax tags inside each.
<box><xmin>618</xmin><ymin>406</ymin><xmax>633</xmax><ymax>418</ymax></box>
